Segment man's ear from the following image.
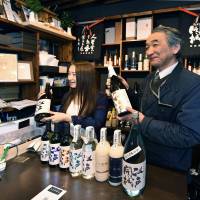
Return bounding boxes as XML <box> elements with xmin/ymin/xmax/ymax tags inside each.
<box><xmin>172</xmin><ymin>43</ymin><xmax>181</xmax><ymax>55</ymax></box>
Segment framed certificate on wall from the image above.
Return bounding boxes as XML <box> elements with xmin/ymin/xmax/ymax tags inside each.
<box><xmin>0</xmin><ymin>54</ymin><xmax>18</xmax><ymax>82</ymax></box>
<box><xmin>137</xmin><ymin>16</ymin><xmax>153</xmax><ymax>40</ymax></box>
<box><xmin>18</xmin><ymin>61</ymin><xmax>34</xmax><ymax>81</ymax></box>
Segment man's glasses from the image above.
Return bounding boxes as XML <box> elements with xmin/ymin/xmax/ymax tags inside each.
<box><xmin>150</xmin><ymin>79</ymin><xmax>173</xmax><ymax>108</ymax></box>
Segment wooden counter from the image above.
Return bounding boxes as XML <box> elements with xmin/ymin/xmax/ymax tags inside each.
<box><xmin>0</xmin><ymin>152</ymin><xmax>187</xmax><ymax>200</ymax></box>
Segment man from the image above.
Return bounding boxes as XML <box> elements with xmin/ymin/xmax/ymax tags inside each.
<box><xmin>119</xmin><ymin>25</ymin><xmax>200</xmax><ymax>172</ymax></box>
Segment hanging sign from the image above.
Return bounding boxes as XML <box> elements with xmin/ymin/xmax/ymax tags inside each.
<box><xmin>74</xmin><ymin>19</ymin><xmax>104</xmax><ymax>61</ymax></box>
<box><xmin>179</xmin><ymin>7</ymin><xmax>200</xmax><ymax>56</ymax></box>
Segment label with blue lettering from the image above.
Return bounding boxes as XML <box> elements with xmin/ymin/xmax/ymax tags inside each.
<box><xmin>109</xmin><ymin>157</ymin><xmax>122</xmax><ymax>184</ymax></box>
<box><xmin>49</xmin><ymin>143</ymin><xmax>60</xmax><ymax>165</ymax></box>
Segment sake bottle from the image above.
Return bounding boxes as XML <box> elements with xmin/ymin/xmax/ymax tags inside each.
<box><xmin>35</xmin><ymin>82</ymin><xmax>52</xmax><ymax>123</ymax></box>
<box><xmin>122</xmin><ymin>112</ymin><xmax>146</xmax><ymax>197</ymax></box>
<box><xmin>82</xmin><ymin>126</ymin><xmax>97</xmax><ymax>179</ymax></box>
<box><xmin>95</xmin><ymin>127</ymin><xmax>110</xmax><ymax>182</ymax></box>
<box><xmin>69</xmin><ymin>124</ymin><xmax>83</xmax><ymax>177</ymax></box>
<box><xmin>40</xmin><ymin>120</ymin><xmax>51</xmax><ymax>163</ymax></box>
<box><xmin>59</xmin><ymin>123</ymin><xmax>72</xmax><ymax>170</ymax></box>
<box><xmin>49</xmin><ymin>123</ymin><xmax>60</xmax><ymax>167</ymax></box>
<box><xmin>109</xmin><ymin>129</ymin><xmax>124</xmax><ymax>186</ymax></box>
<box><xmin>107</xmin><ymin>65</ymin><xmax>132</xmax><ymax>117</ymax></box>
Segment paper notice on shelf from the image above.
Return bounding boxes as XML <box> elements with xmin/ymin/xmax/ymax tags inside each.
<box><xmin>31</xmin><ymin>185</ymin><xmax>66</xmax><ymax>200</ymax></box>
<box><xmin>9</xmin><ymin>99</ymin><xmax>37</xmax><ymax>110</ymax></box>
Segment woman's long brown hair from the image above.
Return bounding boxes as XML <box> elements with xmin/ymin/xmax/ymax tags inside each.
<box><xmin>62</xmin><ymin>61</ymin><xmax>97</xmax><ymax>117</ymax></box>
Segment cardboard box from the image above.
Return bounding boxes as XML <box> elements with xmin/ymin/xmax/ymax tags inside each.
<box><xmin>126</xmin><ymin>18</ymin><xmax>136</xmax><ymax>40</ymax></box>
<box><xmin>137</xmin><ymin>16</ymin><xmax>152</xmax><ymax>40</ymax></box>
<box><xmin>105</xmin><ymin>27</ymin><xmax>115</xmax><ymax>44</ymax></box>
<box><xmin>115</xmin><ymin>22</ymin><xmax>121</xmax><ymax>43</ymax></box>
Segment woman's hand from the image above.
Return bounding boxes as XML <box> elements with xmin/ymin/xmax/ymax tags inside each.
<box><xmin>118</xmin><ymin>107</ymin><xmax>145</xmax><ymax>123</ymax></box>
<box><xmin>42</xmin><ymin>111</ymin><xmax>72</xmax><ymax>123</ymax></box>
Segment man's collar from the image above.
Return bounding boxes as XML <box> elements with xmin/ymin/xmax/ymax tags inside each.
<box><xmin>157</xmin><ymin>62</ymin><xmax>178</xmax><ymax>79</ymax></box>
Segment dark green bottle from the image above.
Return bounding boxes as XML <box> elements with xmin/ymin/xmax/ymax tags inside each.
<box><xmin>40</xmin><ymin>120</ymin><xmax>51</xmax><ymax>163</ymax></box>
<box><xmin>49</xmin><ymin>123</ymin><xmax>60</xmax><ymax>167</ymax></box>
<box><xmin>59</xmin><ymin>123</ymin><xmax>73</xmax><ymax>170</ymax></box>
<box><xmin>122</xmin><ymin>113</ymin><xmax>146</xmax><ymax>197</ymax></box>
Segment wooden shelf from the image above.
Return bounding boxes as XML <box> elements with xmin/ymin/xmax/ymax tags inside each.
<box><xmin>24</xmin><ymin>22</ymin><xmax>76</xmax><ymax>41</ymax></box>
<box><xmin>122</xmin><ymin>39</ymin><xmax>146</xmax><ymax>43</ymax></box>
<box><xmin>95</xmin><ymin>65</ymin><xmax>120</xmax><ymax>69</ymax></box>
<box><xmin>102</xmin><ymin>43</ymin><xmax>120</xmax><ymax>46</ymax></box>
<box><xmin>39</xmin><ymin>65</ymin><xmax>67</xmax><ymax>74</ymax></box>
<box><xmin>121</xmin><ymin>70</ymin><xmax>150</xmax><ymax>73</ymax></box>
<box><xmin>0</xmin><ymin>45</ymin><xmax>34</xmax><ymax>54</ymax></box>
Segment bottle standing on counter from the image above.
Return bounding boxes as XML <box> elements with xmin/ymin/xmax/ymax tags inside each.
<box><xmin>59</xmin><ymin>123</ymin><xmax>72</xmax><ymax>170</ymax></box>
<box><xmin>40</xmin><ymin>120</ymin><xmax>51</xmax><ymax>163</ymax></box>
<box><xmin>95</xmin><ymin>127</ymin><xmax>110</xmax><ymax>182</ymax></box>
<box><xmin>35</xmin><ymin>82</ymin><xmax>52</xmax><ymax>123</ymax></box>
<box><xmin>82</xmin><ymin>126</ymin><xmax>97</xmax><ymax>179</ymax></box>
<box><xmin>107</xmin><ymin>65</ymin><xmax>132</xmax><ymax>117</ymax></box>
<box><xmin>69</xmin><ymin>124</ymin><xmax>83</xmax><ymax>177</ymax></box>
<box><xmin>109</xmin><ymin>129</ymin><xmax>124</xmax><ymax>186</ymax></box>
<box><xmin>49</xmin><ymin>123</ymin><xmax>60</xmax><ymax>167</ymax></box>
<box><xmin>122</xmin><ymin>112</ymin><xmax>146</xmax><ymax>197</ymax></box>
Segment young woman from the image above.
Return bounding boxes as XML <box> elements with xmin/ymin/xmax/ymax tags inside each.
<box><xmin>43</xmin><ymin>61</ymin><xmax>108</xmax><ymax>139</ymax></box>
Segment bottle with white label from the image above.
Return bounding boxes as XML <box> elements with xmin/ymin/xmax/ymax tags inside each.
<box><xmin>69</xmin><ymin>124</ymin><xmax>83</xmax><ymax>177</ymax></box>
<box><xmin>40</xmin><ymin>120</ymin><xmax>51</xmax><ymax>163</ymax></box>
<box><xmin>130</xmin><ymin>51</ymin><xmax>137</xmax><ymax>71</ymax></box>
<box><xmin>107</xmin><ymin>65</ymin><xmax>132</xmax><ymax>117</ymax></box>
<box><xmin>59</xmin><ymin>123</ymin><xmax>72</xmax><ymax>170</ymax></box>
<box><xmin>122</xmin><ymin>112</ymin><xmax>146</xmax><ymax>197</ymax></box>
<box><xmin>49</xmin><ymin>123</ymin><xmax>60</xmax><ymax>167</ymax></box>
<box><xmin>143</xmin><ymin>54</ymin><xmax>150</xmax><ymax>71</ymax></box>
<box><xmin>109</xmin><ymin>129</ymin><xmax>124</xmax><ymax>186</ymax></box>
<box><xmin>35</xmin><ymin>82</ymin><xmax>52</xmax><ymax>123</ymax></box>
<box><xmin>82</xmin><ymin>126</ymin><xmax>97</xmax><ymax>179</ymax></box>
<box><xmin>137</xmin><ymin>53</ymin><xmax>143</xmax><ymax>71</ymax></box>
<box><xmin>95</xmin><ymin>127</ymin><xmax>110</xmax><ymax>182</ymax></box>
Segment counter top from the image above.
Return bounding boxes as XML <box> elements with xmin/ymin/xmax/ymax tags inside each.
<box><xmin>0</xmin><ymin>152</ymin><xmax>187</xmax><ymax>200</ymax></box>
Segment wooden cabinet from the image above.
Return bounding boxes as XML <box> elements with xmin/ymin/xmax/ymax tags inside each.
<box><xmin>0</xmin><ymin>17</ymin><xmax>75</xmax><ymax>102</ymax></box>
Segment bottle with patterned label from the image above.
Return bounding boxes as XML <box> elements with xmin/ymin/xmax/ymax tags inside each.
<box><xmin>69</xmin><ymin>124</ymin><xmax>83</xmax><ymax>177</ymax></box>
<box><xmin>59</xmin><ymin>123</ymin><xmax>72</xmax><ymax>170</ymax></box>
<box><xmin>82</xmin><ymin>126</ymin><xmax>97</xmax><ymax>179</ymax></box>
<box><xmin>40</xmin><ymin>120</ymin><xmax>51</xmax><ymax>163</ymax></box>
<box><xmin>122</xmin><ymin>112</ymin><xmax>146</xmax><ymax>197</ymax></box>
<box><xmin>95</xmin><ymin>127</ymin><xmax>110</xmax><ymax>182</ymax></box>
<box><xmin>35</xmin><ymin>82</ymin><xmax>52</xmax><ymax>123</ymax></box>
<box><xmin>107</xmin><ymin>65</ymin><xmax>132</xmax><ymax>117</ymax></box>
<box><xmin>49</xmin><ymin>123</ymin><xmax>60</xmax><ymax>167</ymax></box>
<box><xmin>109</xmin><ymin>129</ymin><xmax>124</xmax><ymax>186</ymax></box>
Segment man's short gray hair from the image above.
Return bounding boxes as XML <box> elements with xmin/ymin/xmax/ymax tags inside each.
<box><xmin>152</xmin><ymin>25</ymin><xmax>182</xmax><ymax>59</ymax></box>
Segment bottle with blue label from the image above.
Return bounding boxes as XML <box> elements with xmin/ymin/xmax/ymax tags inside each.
<box><xmin>49</xmin><ymin>123</ymin><xmax>60</xmax><ymax>167</ymax></box>
<box><xmin>82</xmin><ymin>126</ymin><xmax>97</xmax><ymax>179</ymax></box>
<box><xmin>109</xmin><ymin>129</ymin><xmax>124</xmax><ymax>186</ymax></box>
<box><xmin>69</xmin><ymin>124</ymin><xmax>83</xmax><ymax>177</ymax></box>
<box><xmin>122</xmin><ymin>112</ymin><xmax>146</xmax><ymax>197</ymax></box>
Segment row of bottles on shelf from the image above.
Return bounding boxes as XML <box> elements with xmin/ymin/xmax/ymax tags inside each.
<box><xmin>40</xmin><ymin>120</ymin><xmax>146</xmax><ymax>197</ymax></box>
<box><xmin>184</xmin><ymin>57</ymin><xmax>200</xmax><ymax>75</ymax></box>
<box><xmin>124</xmin><ymin>52</ymin><xmax>149</xmax><ymax>71</ymax></box>
<box><xmin>104</xmin><ymin>50</ymin><xmax>120</xmax><ymax>67</ymax></box>
<box><xmin>103</xmin><ymin>50</ymin><xmax>150</xmax><ymax>71</ymax></box>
